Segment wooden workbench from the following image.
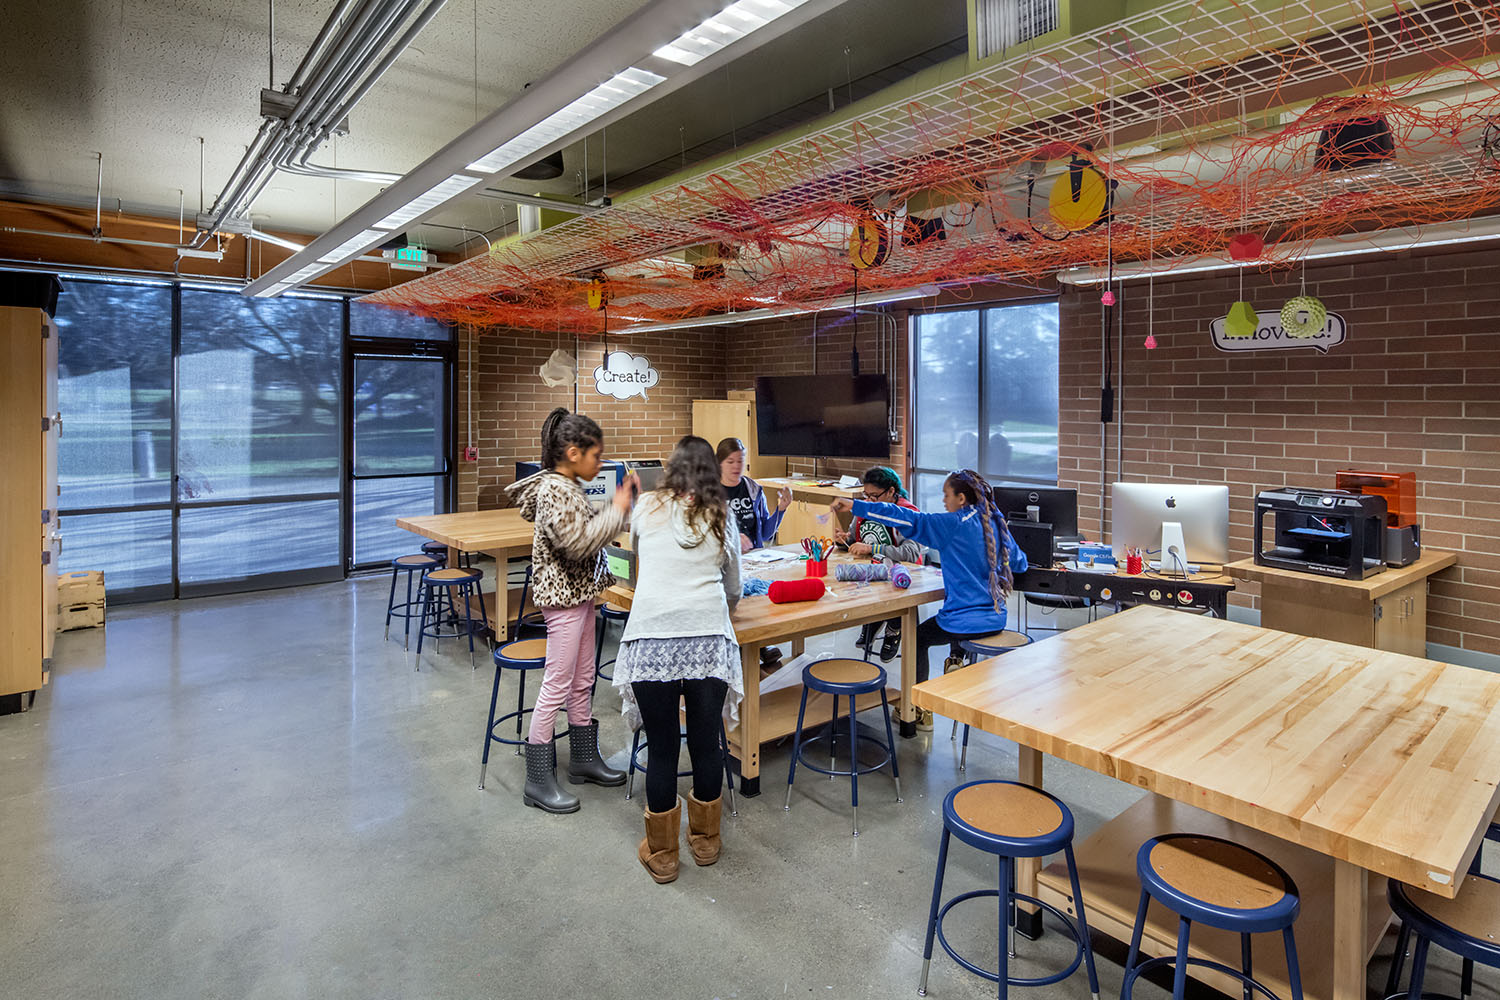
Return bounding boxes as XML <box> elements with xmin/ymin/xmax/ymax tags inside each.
<box><xmin>607</xmin><ymin>547</ymin><xmax>946</xmax><ymax>795</ymax></box>
<box><xmin>912</xmin><ymin>605</ymin><xmax>1500</xmax><ymax>1000</ymax></box>
<box><xmin>396</xmin><ymin>509</ymin><xmax>536</xmax><ymax>642</ymax></box>
<box><xmin>1225</xmin><ymin>549</ymin><xmax>1456</xmax><ymax>656</ymax></box>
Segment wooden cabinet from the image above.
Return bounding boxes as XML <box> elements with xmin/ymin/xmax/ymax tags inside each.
<box><xmin>691</xmin><ymin>397</ymin><xmax>786</xmax><ymax>482</ymax></box>
<box><xmin>1225</xmin><ymin>551</ymin><xmax>1457</xmax><ymax>658</ymax></box>
<box><xmin>1</xmin><ymin>306</ymin><xmax>59</xmax><ymax>707</ymax></box>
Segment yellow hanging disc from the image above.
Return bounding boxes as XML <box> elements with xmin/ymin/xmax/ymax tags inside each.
<box><xmin>848</xmin><ymin>215</ymin><xmax>890</xmax><ymax>270</ymax></box>
<box><xmin>586</xmin><ymin>278</ymin><xmax>609</xmax><ymax>311</ymax></box>
<box><xmin>1047</xmin><ymin>156</ymin><xmax>1110</xmax><ymax>232</ymax></box>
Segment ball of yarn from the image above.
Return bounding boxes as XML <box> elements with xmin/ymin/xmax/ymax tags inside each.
<box><xmin>834</xmin><ymin>563</ymin><xmax>890</xmax><ymax>582</ymax></box>
<box><xmin>767</xmin><ymin>578</ymin><xmax>825</xmax><ymax>603</ymax></box>
<box><xmin>890</xmin><ymin>563</ymin><xmax>912</xmax><ymax>589</ymax></box>
<box><xmin>1280</xmin><ymin>295</ymin><xmax>1327</xmax><ymax>339</ymax></box>
<box><xmin>742</xmin><ymin>578</ymin><xmax>772</xmax><ymax>597</ymax></box>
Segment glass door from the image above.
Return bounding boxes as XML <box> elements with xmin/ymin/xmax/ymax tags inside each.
<box><xmin>349</xmin><ymin>355</ymin><xmax>451</xmax><ymax>568</ymax></box>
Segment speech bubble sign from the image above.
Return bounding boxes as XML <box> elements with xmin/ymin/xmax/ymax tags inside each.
<box><xmin>1209</xmin><ymin>310</ymin><xmax>1347</xmax><ymax>354</ymax></box>
<box><xmin>593</xmin><ymin>350</ymin><xmax>660</xmax><ymax>401</ymax></box>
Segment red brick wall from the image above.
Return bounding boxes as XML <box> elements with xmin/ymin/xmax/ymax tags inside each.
<box><xmin>1057</xmin><ymin>246</ymin><xmax>1498</xmax><ymax>655</ymax></box>
<box><xmin>456</xmin><ymin>327</ymin><xmax>728</xmax><ymax>510</ymax></box>
<box><xmin>723</xmin><ymin>311</ymin><xmax>909</xmax><ymax>479</ymax></box>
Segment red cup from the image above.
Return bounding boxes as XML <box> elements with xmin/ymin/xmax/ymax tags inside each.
<box><xmin>1125</xmin><ymin>554</ymin><xmax>1144</xmax><ymax>575</ymax></box>
<box><xmin>805</xmin><ymin>559</ymin><xmax>828</xmax><ymax>578</ymax></box>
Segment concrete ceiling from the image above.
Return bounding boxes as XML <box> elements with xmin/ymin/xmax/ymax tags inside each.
<box><xmin>0</xmin><ymin>0</ymin><xmax>966</xmax><ymax>253</ymax></box>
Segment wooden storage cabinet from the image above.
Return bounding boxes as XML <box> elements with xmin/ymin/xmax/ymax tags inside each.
<box><xmin>2</xmin><ymin>306</ymin><xmax>59</xmax><ymax>707</ymax></box>
<box><xmin>691</xmin><ymin>397</ymin><xmax>786</xmax><ymax>483</ymax></box>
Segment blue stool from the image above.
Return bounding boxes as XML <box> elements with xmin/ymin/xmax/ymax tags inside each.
<box><xmin>512</xmin><ymin>563</ymin><xmax>547</xmax><ymax>639</ymax></box>
<box><xmin>421</xmin><ymin>539</ymin><xmax>473</xmax><ymax>570</ymax></box>
<box><xmin>784</xmin><ymin>658</ymin><xmax>901</xmax><ymax>836</ymax></box>
<box><xmin>1384</xmin><ymin>816</ymin><xmax>1500</xmax><ymax>999</ymax></box>
<box><xmin>1121</xmin><ymin>834</ymin><xmax>1304</xmax><ymax>1000</ymax></box>
<box><xmin>950</xmin><ymin>630</ymin><xmax>1034</xmax><ymax>771</ymax></box>
<box><xmin>385</xmin><ymin>553</ymin><xmax>439</xmax><ymax>650</ymax></box>
<box><xmin>624</xmin><ymin>717</ymin><xmax>738</xmax><ymax>817</ymax></box>
<box><xmin>478</xmin><ymin>637</ymin><xmax>549</xmax><ymax>788</ymax></box>
<box><xmin>920</xmin><ymin>780</ymin><xmax>1101</xmax><ymax>999</ymax></box>
<box><xmin>593</xmin><ymin>602</ymin><xmax>629</xmax><ymax>689</ymax></box>
<box><xmin>416</xmin><ymin>566</ymin><xmax>489</xmax><ymax>668</ymax></box>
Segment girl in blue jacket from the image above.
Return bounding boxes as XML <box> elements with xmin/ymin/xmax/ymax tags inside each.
<box><xmin>832</xmin><ymin>469</ymin><xmax>1026</xmax><ymax>720</ymax></box>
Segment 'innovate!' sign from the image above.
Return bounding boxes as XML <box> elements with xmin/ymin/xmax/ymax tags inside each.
<box><xmin>1208</xmin><ymin>310</ymin><xmax>1347</xmax><ymax>354</ymax></box>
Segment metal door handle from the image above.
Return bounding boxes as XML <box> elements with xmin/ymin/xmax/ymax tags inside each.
<box><xmin>50</xmin><ymin>531</ymin><xmax>62</xmax><ymax>555</ymax></box>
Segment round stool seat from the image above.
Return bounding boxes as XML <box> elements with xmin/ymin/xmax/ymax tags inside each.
<box><xmin>420</xmin><ymin>540</ymin><xmax>448</xmax><ymax>555</ymax></box>
<box><xmin>427</xmin><ymin>566</ymin><xmax>481</xmax><ymax>584</ymax></box>
<box><xmin>803</xmin><ymin>657</ymin><xmax>886</xmax><ymax>693</ymax></box>
<box><xmin>600</xmin><ymin>602</ymin><xmax>630</xmax><ymax>620</ymax></box>
<box><xmin>960</xmin><ymin>630</ymin><xmax>1033</xmax><ymax>658</ymax></box>
<box><xmin>494</xmin><ymin>637</ymin><xmax>547</xmax><ymax>667</ymax></box>
<box><xmin>393</xmin><ymin>553</ymin><xmax>440</xmax><ymax>569</ymax></box>
<box><xmin>1391</xmin><ymin>876</ymin><xmax>1500</xmax><ymax>963</ymax></box>
<box><xmin>946</xmin><ymin>780</ymin><xmax>1073</xmax><ymax>856</ymax></box>
<box><xmin>1139</xmin><ymin>834</ymin><xmax>1300</xmax><ymax>933</ymax></box>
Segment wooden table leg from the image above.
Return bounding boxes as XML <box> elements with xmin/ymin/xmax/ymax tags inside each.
<box><xmin>735</xmin><ymin>643</ymin><xmax>763</xmax><ymax>797</ymax></box>
<box><xmin>1014</xmin><ymin>746</ymin><xmax>1045</xmax><ymax>938</ymax></box>
<box><xmin>481</xmin><ymin>547</ymin><xmax>510</xmax><ymax>643</ymax></box>
<box><xmin>1333</xmin><ymin>859</ymin><xmax>1369</xmax><ymax>1000</ymax></box>
<box><xmin>790</xmin><ymin>637</ymin><xmax>804</xmax><ymax>658</ymax></box>
<box><xmin>897</xmin><ymin>605</ymin><xmax>918</xmax><ymax>737</ymax></box>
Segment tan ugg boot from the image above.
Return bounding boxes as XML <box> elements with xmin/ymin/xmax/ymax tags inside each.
<box><xmin>685</xmin><ymin>791</ymin><xmax>722</xmax><ymax>866</ymax></box>
<box><xmin>638</xmin><ymin>799</ymin><xmax>681</xmax><ymax>884</ymax></box>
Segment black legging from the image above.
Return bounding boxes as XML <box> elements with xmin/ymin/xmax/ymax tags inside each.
<box><xmin>631</xmin><ymin>678</ymin><xmax>728</xmax><ymax>813</ymax></box>
<box><xmin>915</xmin><ymin>616</ymin><xmax>993</xmax><ymax>684</ymax></box>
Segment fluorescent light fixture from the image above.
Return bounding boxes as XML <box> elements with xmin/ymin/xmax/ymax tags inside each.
<box><xmin>653</xmin><ymin>0</ymin><xmax>805</xmax><ymax>65</ymax></box>
<box><xmin>1055</xmin><ymin>216</ymin><xmax>1500</xmax><ymax>285</ymax></box>
<box><xmin>467</xmin><ymin>68</ymin><xmax>665</xmax><ymax>174</ymax></box>
<box><xmin>374</xmin><ymin>174</ymin><xmax>485</xmax><ymax>231</ymax></box>
<box><xmin>318</xmin><ymin>228</ymin><xmax>391</xmax><ymax>263</ymax></box>
<box><xmin>614</xmin><ymin>283</ymin><xmax>940</xmax><ymax>334</ymax></box>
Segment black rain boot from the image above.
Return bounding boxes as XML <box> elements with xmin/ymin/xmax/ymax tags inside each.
<box><xmin>523</xmin><ymin>740</ymin><xmax>581</xmax><ymax>813</ymax></box>
<box><xmin>567</xmin><ymin>719</ymin><xmax>626</xmax><ymax>787</ymax></box>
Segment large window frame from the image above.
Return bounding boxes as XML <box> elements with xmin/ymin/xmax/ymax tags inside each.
<box><xmin>910</xmin><ymin>297</ymin><xmax>1061</xmax><ymax>511</ymax></box>
<box><xmin>54</xmin><ymin>275</ymin><xmax>456</xmax><ymax>602</ymax></box>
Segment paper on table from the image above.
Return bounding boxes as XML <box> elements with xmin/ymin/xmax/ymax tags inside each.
<box><xmin>837</xmin><ymin>475</ymin><xmax>860</xmax><ymax>488</ymax></box>
<box><xmin>743</xmin><ymin>549</ymin><xmax>798</xmax><ymax>563</ymax></box>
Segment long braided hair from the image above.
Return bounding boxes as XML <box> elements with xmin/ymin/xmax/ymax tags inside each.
<box><xmin>946</xmin><ymin>469</ymin><xmax>1014</xmax><ymax>611</ymax></box>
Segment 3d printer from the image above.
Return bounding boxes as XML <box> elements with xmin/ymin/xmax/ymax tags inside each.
<box><xmin>1254</xmin><ymin>487</ymin><xmax>1388</xmax><ymax>580</ymax></box>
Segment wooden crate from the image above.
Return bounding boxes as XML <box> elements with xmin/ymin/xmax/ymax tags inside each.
<box><xmin>57</xmin><ymin>570</ymin><xmax>104</xmax><ymax>606</ymax></box>
<box><xmin>58</xmin><ymin>600</ymin><xmax>104</xmax><ymax>632</ymax></box>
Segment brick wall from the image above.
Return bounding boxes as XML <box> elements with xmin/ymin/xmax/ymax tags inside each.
<box><xmin>1057</xmin><ymin>246</ymin><xmax>1500</xmax><ymax>655</ymax></box>
<box><xmin>723</xmin><ymin>310</ymin><xmax>909</xmax><ymax>479</ymax></box>
<box><xmin>456</xmin><ymin>326</ymin><xmax>728</xmax><ymax>510</ymax></box>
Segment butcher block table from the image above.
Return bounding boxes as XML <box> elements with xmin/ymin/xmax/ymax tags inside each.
<box><xmin>912</xmin><ymin>605</ymin><xmax>1500</xmax><ymax>1000</ymax></box>
<box><xmin>607</xmin><ymin>547</ymin><xmax>946</xmax><ymax>796</ymax></box>
<box><xmin>396</xmin><ymin>509</ymin><xmax>536</xmax><ymax>642</ymax></box>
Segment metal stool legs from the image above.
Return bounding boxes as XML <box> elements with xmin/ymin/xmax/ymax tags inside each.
<box><xmin>625</xmin><ymin>719</ymin><xmax>738</xmax><ymax>817</ymax></box>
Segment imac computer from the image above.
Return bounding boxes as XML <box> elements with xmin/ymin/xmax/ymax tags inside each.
<box><xmin>1111</xmin><ymin>482</ymin><xmax>1230</xmax><ymax>572</ymax></box>
<box><xmin>991</xmin><ymin>486</ymin><xmax>1080</xmax><ymax>544</ymax></box>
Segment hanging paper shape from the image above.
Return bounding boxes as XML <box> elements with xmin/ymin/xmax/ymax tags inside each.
<box><xmin>1144</xmin><ymin>333</ymin><xmax>1158</xmax><ymax>350</ymax></box>
<box><xmin>1100</xmin><ymin>289</ymin><xmax>1116</xmax><ymax>306</ymax></box>
<box><xmin>539</xmin><ymin>348</ymin><xmax>577</xmax><ymax>387</ymax></box>
<box><xmin>1224</xmin><ymin>301</ymin><xmax>1258</xmax><ymax>338</ymax></box>
<box><xmin>1280</xmin><ymin>295</ymin><xmax>1328</xmax><ymax>338</ymax></box>
<box><xmin>1228</xmin><ymin>233</ymin><xmax>1265</xmax><ymax>260</ymax></box>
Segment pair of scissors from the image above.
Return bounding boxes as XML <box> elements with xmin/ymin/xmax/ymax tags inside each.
<box><xmin>801</xmin><ymin>536</ymin><xmax>833</xmax><ymax>560</ymax></box>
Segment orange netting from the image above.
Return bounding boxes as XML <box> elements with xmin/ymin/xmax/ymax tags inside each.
<box><xmin>362</xmin><ymin>0</ymin><xmax>1500</xmax><ymax>333</ymax></box>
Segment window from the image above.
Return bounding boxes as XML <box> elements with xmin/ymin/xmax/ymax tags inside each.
<box><xmin>911</xmin><ymin>300</ymin><xmax>1059</xmax><ymax>511</ymax></box>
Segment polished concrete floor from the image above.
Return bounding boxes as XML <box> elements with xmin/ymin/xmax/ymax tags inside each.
<box><xmin>0</xmin><ymin>574</ymin><xmax>1483</xmax><ymax>999</ymax></box>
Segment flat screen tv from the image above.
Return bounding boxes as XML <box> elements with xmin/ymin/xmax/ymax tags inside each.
<box><xmin>754</xmin><ymin>375</ymin><xmax>890</xmax><ymax>458</ymax></box>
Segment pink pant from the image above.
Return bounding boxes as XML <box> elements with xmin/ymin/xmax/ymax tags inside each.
<box><xmin>528</xmin><ymin>602</ymin><xmax>598</xmax><ymax>744</ymax></box>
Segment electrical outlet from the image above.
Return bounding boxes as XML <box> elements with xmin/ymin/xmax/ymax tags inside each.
<box><xmin>463</xmin><ymin>446</ymin><xmax>478</xmax><ymax>462</ymax></box>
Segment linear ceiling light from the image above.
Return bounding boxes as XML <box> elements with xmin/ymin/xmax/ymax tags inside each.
<box><xmin>242</xmin><ymin>0</ymin><xmax>842</xmax><ymax>298</ymax></box>
<box><xmin>468</xmin><ymin>68</ymin><xmax>666</xmax><ymax>173</ymax></box>
<box><xmin>1055</xmin><ymin>216</ymin><xmax>1500</xmax><ymax>285</ymax></box>
<box><xmin>654</xmin><ymin>0</ymin><xmax>809</xmax><ymax>65</ymax></box>
<box><xmin>613</xmin><ymin>283</ymin><xmax>940</xmax><ymax>334</ymax></box>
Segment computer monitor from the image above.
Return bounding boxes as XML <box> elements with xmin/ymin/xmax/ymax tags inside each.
<box><xmin>1111</xmin><ymin>482</ymin><xmax>1231</xmax><ymax>569</ymax></box>
<box><xmin>1007</xmin><ymin>520</ymin><xmax>1055</xmax><ymax>569</ymax></box>
<box><xmin>991</xmin><ymin>486</ymin><xmax>1079</xmax><ymax>541</ymax></box>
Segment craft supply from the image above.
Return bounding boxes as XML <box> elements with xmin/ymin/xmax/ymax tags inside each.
<box><xmin>805</xmin><ymin>558</ymin><xmax>828</xmax><ymax>578</ymax></box>
<box><xmin>768</xmin><ymin>578</ymin><xmax>825</xmax><ymax>604</ymax></box>
<box><xmin>742</xmin><ymin>578</ymin><xmax>772</xmax><ymax>597</ymax></box>
<box><xmin>835</xmin><ymin>564</ymin><xmax>890</xmax><ymax>582</ymax></box>
<box><xmin>801</xmin><ymin>536</ymin><xmax>833</xmax><ymax>561</ymax></box>
<box><xmin>889</xmin><ymin>562</ymin><xmax>912</xmax><ymax>589</ymax></box>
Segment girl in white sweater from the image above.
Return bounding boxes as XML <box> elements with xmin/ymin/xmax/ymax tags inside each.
<box><xmin>613</xmin><ymin>435</ymin><xmax>742</xmax><ymax>884</ymax></box>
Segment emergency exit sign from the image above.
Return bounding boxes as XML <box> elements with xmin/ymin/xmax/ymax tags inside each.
<box><xmin>384</xmin><ymin>245</ymin><xmax>432</xmax><ymax>271</ymax></box>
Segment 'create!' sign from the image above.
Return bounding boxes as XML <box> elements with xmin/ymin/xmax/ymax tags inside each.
<box><xmin>593</xmin><ymin>351</ymin><xmax>660</xmax><ymax>401</ymax></box>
